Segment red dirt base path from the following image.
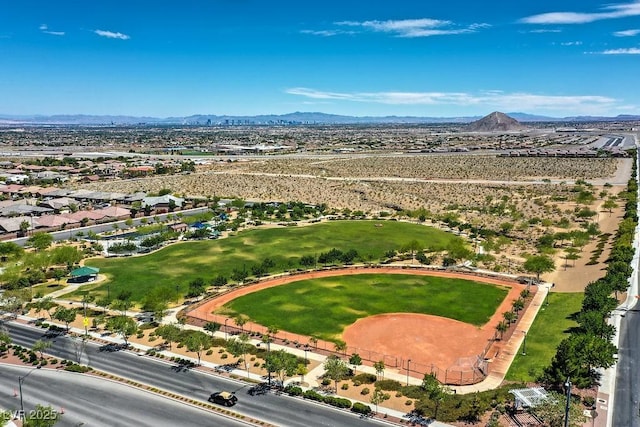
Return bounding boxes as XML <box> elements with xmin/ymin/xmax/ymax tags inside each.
<box><xmin>185</xmin><ymin>267</ymin><xmax>529</xmax><ymax>374</ymax></box>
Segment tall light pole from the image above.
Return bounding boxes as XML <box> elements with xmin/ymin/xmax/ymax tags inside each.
<box><xmin>18</xmin><ymin>368</ymin><xmax>37</xmax><ymax>420</ymax></box>
<box><xmin>521</xmin><ymin>331</ymin><xmax>527</xmax><ymax>356</ymax></box>
<box><xmin>564</xmin><ymin>377</ymin><xmax>572</xmax><ymax>427</ymax></box>
<box><xmin>224</xmin><ymin>318</ymin><xmax>229</xmax><ymax>340</ymax></box>
<box><xmin>406</xmin><ymin>359</ymin><xmax>412</xmax><ymax>386</ymax></box>
<box><xmin>18</xmin><ymin>376</ymin><xmax>25</xmax><ymax>420</ymax></box>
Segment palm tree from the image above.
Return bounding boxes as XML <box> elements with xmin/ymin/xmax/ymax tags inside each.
<box><xmin>334</xmin><ymin>340</ymin><xmax>347</xmax><ymax>355</ymax></box>
<box><xmin>496</xmin><ymin>321</ymin><xmax>509</xmax><ymax>340</ymax></box>
<box><xmin>502</xmin><ymin>311</ymin><xmax>516</xmax><ymax>324</ymax></box>
<box><xmin>233</xmin><ymin>314</ymin><xmax>248</xmax><ymax>333</ymax></box>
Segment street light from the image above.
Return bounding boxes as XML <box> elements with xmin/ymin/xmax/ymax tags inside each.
<box><xmin>521</xmin><ymin>331</ymin><xmax>527</xmax><ymax>356</ymax></box>
<box><xmin>406</xmin><ymin>359</ymin><xmax>412</xmax><ymax>386</ymax></box>
<box><xmin>224</xmin><ymin>318</ymin><xmax>229</xmax><ymax>340</ymax></box>
<box><xmin>18</xmin><ymin>368</ymin><xmax>38</xmax><ymax>420</ymax></box>
<box><xmin>564</xmin><ymin>377</ymin><xmax>572</xmax><ymax>427</ymax></box>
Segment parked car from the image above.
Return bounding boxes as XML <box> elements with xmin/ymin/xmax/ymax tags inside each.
<box><xmin>208</xmin><ymin>391</ymin><xmax>238</xmax><ymax>407</ymax></box>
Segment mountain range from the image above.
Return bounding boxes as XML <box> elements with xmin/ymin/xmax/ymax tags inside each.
<box><xmin>0</xmin><ymin>111</ymin><xmax>639</xmax><ymax>126</ymax></box>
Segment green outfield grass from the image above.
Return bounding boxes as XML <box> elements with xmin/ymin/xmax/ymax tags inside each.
<box><xmin>74</xmin><ymin>220</ymin><xmax>461</xmax><ymax>303</ymax></box>
<box><xmin>222</xmin><ymin>273</ymin><xmax>509</xmax><ymax>342</ymax></box>
<box><xmin>505</xmin><ymin>292</ymin><xmax>584</xmax><ymax>382</ymax></box>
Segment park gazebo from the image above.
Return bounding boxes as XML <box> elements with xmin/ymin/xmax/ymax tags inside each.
<box><xmin>69</xmin><ymin>266</ymin><xmax>100</xmax><ymax>282</ymax></box>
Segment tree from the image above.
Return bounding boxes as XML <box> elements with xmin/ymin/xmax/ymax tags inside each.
<box><xmin>155</xmin><ymin>324</ymin><xmax>181</xmax><ymax>350</ymax></box>
<box><xmin>496</xmin><ymin>321</ymin><xmax>509</xmax><ymax>340</ymax></box>
<box><xmin>183</xmin><ymin>331</ymin><xmax>213</xmax><ymax>366</ymax></box>
<box><xmin>53</xmin><ymin>307</ymin><xmax>76</xmax><ymax>332</ymax></box>
<box><xmin>0</xmin><ymin>242</ymin><xmax>24</xmax><ymax>260</ymax></box>
<box><xmin>422</xmin><ymin>373</ymin><xmax>450</xmax><ymax>420</ymax></box>
<box><xmin>204</xmin><ymin>321</ymin><xmax>221</xmax><ymax>337</ymax></box>
<box><xmin>23</xmin><ymin>404</ymin><xmax>60</xmax><ymax>427</ymax></box>
<box><xmin>105</xmin><ymin>315</ymin><xmax>137</xmax><ymax>346</ymax></box>
<box><xmin>502</xmin><ymin>311</ymin><xmax>516</xmax><ymax>324</ymax></box>
<box><xmin>323</xmin><ymin>355</ymin><xmax>349</xmax><ymax>393</ymax></box>
<box><xmin>299</xmin><ymin>254</ymin><xmax>316</xmax><ymax>268</ymax></box>
<box><xmin>446</xmin><ymin>240</ymin><xmax>473</xmax><ymax>263</ymax></box>
<box><xmin>19</xmin><ymin>219</ymin><xmax>30</xmax><ymax>237</ymax></box>
<box><xmin>349</xmin><ymin>353</ymin><xmax>362</xmax><ymax>375</ymax></box>
<box><xmin>264</xmin><ymin>349</ymin><xmax>298</xmax><ymax>383</ymax></box>
<box><xmin>186</xmin><ymin>277</ymin><xmax>207</xmax><ymax>299</ymax></box>
<box><xmin>530</xmin><ymin>391</ymin><xmax>587</xmax><ymax>427</ymax></box>
<box><xmin>543</xmin><ymin>334</ymin><xmax>617</xmax><ymax>389</ymax></box>
<box><xmin>334</xmin><ymin>340</ymin><xmax>347</xmax><ymax>355</ymax></box>
<box><xmin>36</xmin><ymin>297</ymin><xmax>57</xmax><ymax>320</ymax></box>
<box><xmin>27</xmin><ymin>232</ymin><xmax>53</xmax><ymax>252</ymax></box>
<box><xmin>575</xmin><ymin>310</ymin><xmax>615</xmax><ymax>340</ymax></box>
<box><xmin>370</xmin><ymin>388</ymin><xmax>388</xmax><ymax>414</ymax></box>
<box><xmin>512</xmin><ymin>298</ymin><xmax>525</xmax><ymax>312</ymax></box>
<box><xmin>226</xmin><ymin>333</ymin><xmax>252</xmax><ymax>375</ymax></box>
<box><xmin>603</xmin><ymin>199</ymin><xmax>617</xmax><ymax>215</ymax></box>
<box><xmin>211</xmin><ymin>275</ymin><xmax>228</xmax><ymax>287</ymax></box>
<box><xmin>374</xmin><ymin>360</ymin><xmax>385</xmax><ymax>380</ymax></box>
<box><xmin>233</xmin><ymin>314</ymin><xmax>248</xmax><ymax>332</ymax></box>
<box><xmin>523</xmin><ymin>255</ymin><xmax>555</xmax><ymax>281</ymax></box>
<box><xmin>32</xmin><ymin>339</ymin><xmax>52</xmax><ymax>361</ymax></box>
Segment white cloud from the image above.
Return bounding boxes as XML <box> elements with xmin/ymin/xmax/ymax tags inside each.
<box><xmin>300</xmin><ymin>29</ymin><xmax>354</xmax><ymax>37</ymax></box>
<box><xmin>39</xmin><ymin>24</ymin><xmax>65</xmax><ymax>36</ymax></box>
<box><xmin>521</xmin><ymin>1</ymin><xmax>640</xmax><ymax>24</ymax></box>
<box><xmin>600</xmin><ymin>47</ymin><xmax>640</xmax><ymax>54</ymax></box>
<box><xmin>528</xmin><ymin>29</ymin><xmax>562</xmax><ymax>33</ymax></box>
<box><xmin>330</xmin><ymin>18</ymin><xmax>490</xmax><ymax>38</ymax></box>
<box><xmin>560</xmin><ymin>41</ymin><xmax>583</xmax><ymax>46</ymax></box>
<box><xmin>614</xmin><ymin>29</ymin><xmax>640</xmax><ymax>36</ymax></box>
<box><xmin>94</xmin><ymin>29</ymin><xmax>130</xmax><ymax>40</ymax></box>
<box><xmin>285</xmin><ymin>87</ymin><xmax>622</xmax><ymax>114</ymax></box>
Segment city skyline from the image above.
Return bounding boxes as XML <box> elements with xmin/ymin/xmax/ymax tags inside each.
<box><xmin>1</xmin><ymin>1</ymin><xmax>640</xmax><ymax>117</ymax></box>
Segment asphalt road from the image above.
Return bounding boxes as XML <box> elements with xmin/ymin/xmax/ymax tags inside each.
<box><xmin>2</xmin><ymin>322</ymin><xmax>383</xmax><ymax>427</ymax></box>
<box><xmin>0</xmin><ymin>364</ymin><xmax>249</xmax><ymax>427</ymax></box>
<box><xmin>612</xmin><ymin>308</ymin><xmax>640</xmax><ymax>427</ymax></box>
<box><xmin>10</xmin><ymin>206</ymin><xmax>211</xmax><ymax>246</ymax></box>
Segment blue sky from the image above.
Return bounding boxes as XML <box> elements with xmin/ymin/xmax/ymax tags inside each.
<box><xmin>1</xmin><ymin>1</ymin><xmax>640</xmax><ymax>117</ymax></box>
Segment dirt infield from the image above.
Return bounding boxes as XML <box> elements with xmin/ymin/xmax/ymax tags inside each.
<box><xmin>185</xmin><ymin>267</ymin><xmax>529</xmax><ymax>379</ymax></box>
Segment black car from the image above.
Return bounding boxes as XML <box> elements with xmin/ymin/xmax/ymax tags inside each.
<box><xmin>208</xmin><ymin>391</ymin><xmax>238</xmax><ymax>407</ymax></box>
<box><xmin>248</xmin><ymin>383</ymin><xmax>270</xmax><ymax>396</ymax></box>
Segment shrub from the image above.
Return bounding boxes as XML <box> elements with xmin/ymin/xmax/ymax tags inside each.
<box><xmin>284</xmin><ymin>385</ymin><xmax>303</xmax><ymax>396</ymax></box>
<box><xmin>221</xmin><ymin>353</ymin><xmax>228</xmax><ymax>359</ymax></box>
<box><xmin>303</xmin><ymin>390</ymin><xmax>324</xmax><ymax>402</ymax></box>
<box><xmin>206</xmin><ymin>350</ymin><xmax>213</xmax><ymax>356</ymax></box>
<box><xmin>341</xmin><ymin>383</ymin><xmax>349</xmax><ymax>390</ymax></box>
<box><xmin>583</xmin><ymin>396</ymin><xmax>596</xmax><ymax>408</ymax></box>
<box><xmin>360</xmin><ymin>387</ymin><xmax>370</xmax><ymax>396</ymax></box>
<box><xmin>351</xmin><ymin>402</ymin><xmax>372</xmax><ymax>415</ymax></box>
<box><xmin>321</xmin><ymin>378</ymin><xmax>331</xmax><ymax>386</ymax></box>
<box><xmin>324</xmin><ymin>396</ymin><xmax>352</xmax><ymax>409</ymax></box>
<box><xmin>375</xmin><ymin>379</ymin><xmax>402</xmax><ymax>391</ymax></box>
<box><xmin>352</xmin><ymin>373</ymin><xmax>377</xmax><ymax>384</ymax></box>
<box><xmin>405</xmin><ymin>400</ymin><xmax>413</xmax><ymax>406</ymax></box>
<box><xmin>64</xmin><ymin>363</ymin><xmax>92</xmax><ymax>373</ymax></box>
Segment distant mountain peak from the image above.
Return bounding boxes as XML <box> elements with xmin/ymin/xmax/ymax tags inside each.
<box><xmin>467</xmin><ymin>111</ymin><xmax>525</xmax><ymax>132</ymax></box>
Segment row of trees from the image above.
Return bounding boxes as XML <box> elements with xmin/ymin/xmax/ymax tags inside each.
<box><xmin>542</xmin><ymin>154</ymin><xmax>638</xmax><ymax>389</ymax></box>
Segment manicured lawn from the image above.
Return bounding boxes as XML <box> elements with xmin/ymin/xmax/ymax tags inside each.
<box><xmin>73</xmin><ymin>220</ymin><xmax>461</xmax><ymax>303</ymax></box>
<box><xmin>222</xmin><ymin>274</ymin><xmax>509</xmax><ymax>342</ymax></box>
<box><xmin>505</xmin><ymin>292</ymin><xmax>584</xmax><ymax>382</ymax></box>
<box><xmin>32</xmin><ymin>282</ymin><xmax>66</xmax><ymax>297</ymax></box>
